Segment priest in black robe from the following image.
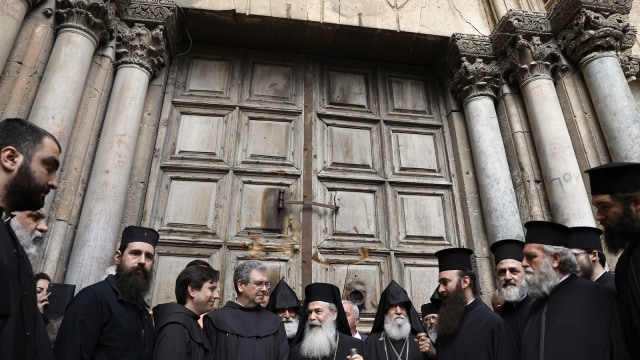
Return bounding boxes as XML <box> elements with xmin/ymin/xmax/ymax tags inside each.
<box><xmin>204</xmin><ymin>260</ymin><xmax>289</xmax><ymax>360</ymax></box>
<box><xmin>567</xmin><ymin>226</ymin><xmax>616</xmax><ymax>292</ymax></box>
<box><xmin>490</xmin><ymin>239</ymin><xmax>533</xmax><ymax>360</ymax></box>
<box><xmin>364</xmin><ymin>280</ymin><xmax>434</xmax><ymax>359</ymax></box>
<box><xmin>290</xmin><ymin>283</ymin><xmax>364</xmax><ymax>360</ymax></box>
<box><xmin>433</xmin><ymin>247</ymin><xmax>505</xmax><ymax>360</ymax></box>
<box><xmin>266</xmin><ymin>279</ymin><xmax>302</xmax><ymax>344</ymax></box>
<box><xmin>520</xmin><ymin>221</ymin><xmax>630</xmax><ymax>360</ymax></box>
<box><xmin>420</xmin><ymin>303</ymin><xmax>438</xmax><ymax>344</ymax></box>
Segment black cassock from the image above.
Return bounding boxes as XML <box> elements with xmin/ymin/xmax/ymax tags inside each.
<box><xmin>435</xmin><ymin>298</ymin><xmax>504</xmax><ymax>360</ymax></box>
<box><xmin>595</xmin><ymin>271</ymin><xmax>616</xmax><ymax>293</ymax></box>
<box><xmin>204</xmin><ymin>301</ymin><xmax>289</xmax><ymax>360</ymax></box>
<box><xmin>290</xmin><ymin>332</ymin><xmax>364</xmax><ymax>360</ymax></box>
<box><xmin>153</xmin><ymin>303</ymin><xmax>210</xmax><ymax>360</ymax></box>
<box><xmin>615</xmin><ymin>243</ymin><xmax>640</xmax><ymax>359</ymax></box>
<box><xmin>364</xmin><ymin>332</ymin><xmax>426</xmax><ymax>360</ymax></box>
<box><xmin>495</xmin><ymin>295</ymin><xmax>533</xmax><ymax>360</ymax></box>
<box><xmin>521</xmin><ymin>274</ymin><xmax>629</xmax><ymax>360</ymax></box>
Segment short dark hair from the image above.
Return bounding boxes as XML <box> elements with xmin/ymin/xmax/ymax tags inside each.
<box><xmin>175</xmin><ymin>265</ymin><xmax>220</xmax><ymax>305</ymax></box>
<box><xmin>457</xmin><ymin>269</ymin><xmax>478</xmax><ymax>296</ymax></box>
<box><xmin>185</xmin><ymin>259</ymin><xmax>212</xmax><ymax>269</ymax></box>
<box><xmin>34</xmin><ymin>272</ymin><xmax>51</xmax><ymax>283</ymax></box>
<box><xmin>0</xmin><ymin>118</ymin><xmax>61</xmax><ymax>162</ymax></box>
<box><xmin>596</xmin><ymin>250</ymin><xmax>606</xmax><ymax>268</ymax></box>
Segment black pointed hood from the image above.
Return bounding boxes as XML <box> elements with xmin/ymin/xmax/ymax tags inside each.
<box><xmin>370</xmin><ymin>280</ymin><xmax>425</xmax><ymax>335</ymax></box>
<box><xmin>266</xmin><ymin>280</ymin><xmax>301</xmax><ymax>314</ymax></box>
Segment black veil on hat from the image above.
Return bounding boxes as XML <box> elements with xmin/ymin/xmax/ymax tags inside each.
<box><xmin>421</xmin><ymin>303</ymin><xmax>438</xmax><ymax>317</ymax></box>
<box><xmin>370</xmin><ymin>280</ymin><xmax>425</xmax><ymax>334</ymax></box>
<box><xmin>290</xmin><ymin>283</ymin><xmax>351</xmax><ymax>346</ymax></box>
<box><xmin>524</xmin><ymin>221</ymin><xmax>569</xmax><ymax>247</ymax></box>
<box><xmin>490</xmin><ymin>239</ymin><xmax>524</xmax><ymax>265</ymax></box>
<box><xmin>118</xmin><ymin>226</ymin><xmax>159</xmax><ymax>252</ymax></box>
<box><xmin>586</xmin><ymin>162</ymin><xmax>640</xmax><ymax>195</ymax></box>
<box><xmin>567</xmin><ymin>226</ymin><xmax>603</xmax><ymax>252</ymax></box>
<box><xmin>266</xmin><ymin>280</ymin><xmax>301</xmax><ymax>314</ymax></box>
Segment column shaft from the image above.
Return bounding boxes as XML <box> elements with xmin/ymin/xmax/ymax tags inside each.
<box><xmin>0</xmin><ymin>0</ymin><xmax>28</xmax><ymax>74</ymax></box>
<box><xmin>65</xmin><ymin>65</ymin><xmax>150</xmax><ymax>289</ymax></box>
<box><xmin>581</xmin><ymin>55</ymin><xmax>640</xmax><ymax>161</ymax></box>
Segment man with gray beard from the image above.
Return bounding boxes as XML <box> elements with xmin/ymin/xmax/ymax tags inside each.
<box><xmin>365</xmin><ymin>280</ymin><xmax>435</xmax><ymax>359</ymax></box>
<box><xmin>10</xmin><ymin>208</ymin><xmax>48</xmax><ymax>266</ymax></box>
<box><xmin>290</xmin><ymin>283</ymin><xmax>363</xmax><ymax>360</ymax></box>
<box><xmin>490</xmin><ymin>239</ymin><xmax>532</xmax><ymax>360</ymax></box>
<box><xmin>265</xmin><ymin>279</ymin><xmax>301</xmax><ymax>345</ymax></box>
<box><xmin>521</xmin><ymin>221</ymin><xmax>628</xmax><ymax>360</ymax></box>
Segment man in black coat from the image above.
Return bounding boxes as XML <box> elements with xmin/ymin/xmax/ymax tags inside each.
<box><xmin>266</xmin><ymin>279</ymin><xmax>302</xmax><ymax>343</ymax></box>
<box><xmin>290</xmin><ymin>283</ymin><xmax>364</xmax><ymax>360</ymax></box>
<box><xmin>54</xmin><ymin>226</ymin><xmax>159</xmax><ymax>360</ymax></box>
<box><xmin>364</xmin><ymin>280</ymin><xmax>434</xmax><ymax>359</ymax></box>
<box><xmin>0</xmin><ymin>118</ymin><xmax>61</xmax><ymax>360</ymax></box>
<box><xmin>587</xmin><ymin>162</ymin><xmax>640</xmax><ymax>359</ymax></box>
<box><xmin>153</xmin><ymin>263</ymin><xmax>220</xmax><ymax>360</ymax></box>
<box><xmin>567</xmin><ymin>226</ymin><xmax>616</xmax><ymax>292</ymax></box>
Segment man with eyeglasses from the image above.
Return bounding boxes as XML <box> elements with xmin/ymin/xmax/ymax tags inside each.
<box><xmin>266</xmin><ymin>279</ymin><xmax>301</xmax><ymax>344</ymax></box>
<box><xmin>567</xmin><ymin>226</ymin><xmax>616</xmax><ymax>292</ymax></box>
<box><xmin>204</xmin><ymin>260</ymin><xmax>289</xmax><ymax>359</ymax></box>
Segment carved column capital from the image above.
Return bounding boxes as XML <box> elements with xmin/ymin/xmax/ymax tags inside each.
<box><xmin>19</xmin><ymin>0</ymin><xmax>44</xmax><ymax>11</ymax></box>
<box><xmin>55</xmin><ymin>0</ymin><xmax>111</xmax><ymax>46</ymax></box>
<box><xmin>119</xmin><ymin>0</ymin><xmax>179</xmax><ymax>57</ymax></box>
<box><xmin>114</xmin><ymin>21</ymin><xmax>166</xmax><ymax>77</ymax></box>
<box><xmin>447</xmin><ymin>34</ymin><xmax>501</xmax><ymax>103</ymax></box>
<box><xmin>491</xmin><ymin>10</ymin><xmax>562</xmax><ymax>86</ymax></box>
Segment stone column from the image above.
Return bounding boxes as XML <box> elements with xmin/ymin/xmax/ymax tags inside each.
<box><xmin>548</xmin><ymin>0</ymin><xmax>640</xmax><ymax>162</ymax></box>
<box><xmin>0</xmin><ymin>0</ymin><xmax>41</xmax><ymax>73</ymax></box>
<box><xmin>447</xmin><ymin>34</ymin><xmax>524</xmax><ymax>244</ymax></box>
<box><xmin>492</xmin><ymin>10</ymin><xmax>595</xmax><ymax>227</ymax></box>
<box><xmin>65</xmin><ymin>18</ymin><xmax>170</xmax><ymax>290</ymax></box>
<box><xmin>27</xmin><ymin>0</ymin><xmax>109</xmax><ymax>155</ymax></box>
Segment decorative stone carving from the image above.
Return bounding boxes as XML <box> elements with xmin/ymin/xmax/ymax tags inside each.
<box><xmin>548</xmin><ymin>0</ymin><xmax>632</xmax><ymax>32</ymax></box>
<box><xmin>119</xmin><ymin>0</ymin><xmax>179</xmax><ymax>56</ymax></box>
<box><xmin>55</xmin><ymin>0</ymin><xmax>110</xmax><ymax>46</ymax></box>
<box><xmin>114</xmin><ymin>21</ymin><xmax>166</xmax><ymax>77</ymax></box>
<box><xmin>447</xmin><ymin>34</ymin><xmax>501</xmax><ymax>102</ymax></box>
<box><xmin>18</xmin><ymin>0</ymin><xmax>44</xmax><ymax>11</ymax></box>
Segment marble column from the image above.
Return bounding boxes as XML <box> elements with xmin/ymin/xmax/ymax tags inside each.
<box><xmin>492</xmin><ymin>10</ymin><xmax>595</xmax><ymax>227</ymax></box>
<box><xmin>548</xmin><ymin>0</ymin><xmax>640</xmax><ymax>162</ymax></box>
<box><xmin>65</xmin><ymin>21</ymin><xmax>167</xmax><ymax>290</ymax></box>
<box><xmin>27</xmin><ymin>0</ymin><xmax>109</xmax><ymax>155</ymax></box>
<box><xmin>0</xmin><ymin>0</ymin><xmax>41</xmax><ymax>74</ymax></box>
<box><xmin>447</xmin><ymin>34</ymin><xmax>524</xmax><ymax>243</ymax></box>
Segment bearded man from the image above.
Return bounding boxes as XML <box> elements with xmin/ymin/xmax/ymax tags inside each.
<box><xmin>420</xmin><ymin>303</ymin><xmax>438</xmax><ymax>343</ymax></box>
<box><xmin>365</xmin><ymin>280</ymin><xmax>435</xmax><ymax>359</ymax></box>
<box><xmin>490</xmin><ymin>239</ymin><xmax>532</xmax><ymax>360</ymax></box>
<box><xmin>290</xmin><ymin>283</ymin><xmax>363</xmax><ymax>360</ymax></box>
<box><xmin>434</xmin><ymin>247</ymin><xmax>504</xmax><ymax>360</ymax></box>
<box><xmin>10</xmin><ymin>208</ymin><xmax>48</xmax><ymax>265</ymax></box>
<box><xmin>521</xmin><ymin>221</ymin><xmax>628</xmax><ymax>360</ymax></box>
<box><xmin>266</xmin><ymin>279</ymin><xmax>301</xmax><ymax>344</ymax></box>
<box><xmin>54</xmin><ymin>226</ymin><xmax>158</xmax><ymax>359</ymax></box>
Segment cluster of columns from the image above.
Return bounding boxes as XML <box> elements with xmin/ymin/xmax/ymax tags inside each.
<box><xmin>447</xmin><ymin>0</ymin><xmax>640</xmax><ymax>244</ymax></box>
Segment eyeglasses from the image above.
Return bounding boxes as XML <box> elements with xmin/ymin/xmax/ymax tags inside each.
<box><xmin>571</xmin><ymin>251</ymin><xmax>588</xmax><ymax>257</ymax></box>
<box><xmin>247</xmin><ymin>281</ymin><xmax>271</xmax><ymax>290</ymax></box>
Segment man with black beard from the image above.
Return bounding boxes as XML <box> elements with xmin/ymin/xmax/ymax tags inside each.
<box><xmin>521</xmin><ymin>221</ymin><xmax>628</xmax><ymax>360</ymax></box>
<box><xmin>54</xmin><ymin>226</ymin><xmax>158</xmax><ymax>359</ymax></box>
<box><xmin>434</xmin><ymin>248</ymin><xmax>504</xmax><ymax>360</ymax></box>
<box><xmin>290</xmin><ymin>283</ymin><xmax>364</xmax><ymax>360</ymax></box>
<box><xmin>587</xmin><ymin>162</ymin><xmax>640</xmax><ymax>359</ymax></box>
<box><xmin>10</xmin><ymin>208</ymin><xmax>48</xmax><ymax>265</ymax></box>
<box><xmin>567</xmin><ymin>226</ymin><xmax>616</xmax><ymax>292</ymax></box>
<box><xmin>490</xmin><ymin>239</ymin><xmax>532</xmax><ymax>360</ymax></box>
<box><xmin>365</xmin><ymin>280</ymin><xmax>435</xmax><ymax>359</ymax></box>
<box><xmin>266</xmin><ymin>279</ymin><xmax>301</xmax><ymax>344</ymax></box>
<box><xmin>0</xmin><ymin>118</ymin><xmax>60</xmax><ymax>360</ymax></box>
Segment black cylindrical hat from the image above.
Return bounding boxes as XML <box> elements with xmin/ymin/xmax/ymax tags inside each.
<box><xmin>585</xmin><ymin>162</ymin><xmax>640</xmax><ymax>195</ymax></box>
<box><xmin>490</xmin><ymin>239</ymin><xmax>524</xmax><ymax>265</ymax></box>
<box><xmin>524</xmin><ymin>221</ymin><xmax>569</xmax><ymax>247</ymax></box>
<box><xmin>567</xmin><ymin>226</ymin><xmax>603</xmax><ymax>251</ymax></box>
<box><xmin>435</xmin><ymin>248</ymin><xmax>473</xmax><ymax>272</ymax></box>
<box><xmin>119</xmin><ymin>226</ymin><xmax>159</xmax><ymax>251</ymax></box>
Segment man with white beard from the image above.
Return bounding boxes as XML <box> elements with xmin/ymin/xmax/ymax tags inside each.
<box><xmin>490</xmin><ymin>239</ymin><xmax>532</xmax><ymax>360</ymax></box>
<box><xmin>290</xmin><ymin>283</ymin><xmax>363</xmax><ymax>360</ymax></box>
<box><xmin>520</xmin><ymin>221</ymin><xmax>628</xmax><ymax>360</ymax></box>
<box><xmin>364</xmin><ymin>280</ymin><xmax>435</xmax><ymax>359</ymax></box>
<box><xmin>10</xmin><ymin>208</ymin><xmax>48</xmax><ymax>266</ymax></box>
<box><xmin>265</xmin><ymin>280</ymin><xmax>301</xmax><ymax>345</ymax></box>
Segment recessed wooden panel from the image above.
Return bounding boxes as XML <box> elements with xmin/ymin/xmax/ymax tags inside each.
<box><xmin>400</xmin><ymin>258</ymin><xmax>440</xmax><ymax>313</ymax></box>
<box><xmin>329</xmin><ymin>126</ymin><xmax>373</xmax><ymax>168</ymax></box>
<box><xmin>398</xmin><ymin>193</ymin><xmax>446</xmax><ymax>239</ymax></box>
<box><xmin>384</xmin><ymin>74</ymin><xmax>432</xmax><ymax>116</ymax></box>
<box><xmin>392</xmin><ymin>132</ymin><xmax>438</xmax><ymax>172</ymax></box>
<box><xmin>239</xmin><ymin>184</ymin><xmax>285</xmax><ymax>232</ymax></box>
<box><xmin>187</xmin><ymin>59</ymin><xmax>231</xmax><ymax>95</ymax></box>
<box><xmin>333</xmin><ymin>190</ymin><xmax>378</xmax><ymax>237</ymax></box>
<box><xmin>248</xmin><ymin>62</ymin><xmax>295</xmax><ymax>102</ymax></box>
<box><xmin>327</xmin><ymin>71</ymin><xmax>369</xmax><ymax>108</ymax></box>
<box><xmin>175</xmin><ymin>114</ymin><xmax>226</xmax><ymax>157</ymax></box>
<box><xmin>164</xmin><ymin>179</ymin><xmax>217</xmax><ymax>229</ymax></box>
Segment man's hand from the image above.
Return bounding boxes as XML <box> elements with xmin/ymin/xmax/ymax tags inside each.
<box><xmin>415</xmin><ymin>333</ymin><xmax>436</xmax><ymax>359</ymax></box>
<box><xmin>37</xmin><ymin>291</ymin><xmax>50</xmax><ymax>314</ymax></box>
<box><xmin>346</xmin><ymin>354</ymin><xmax>363</xmax><ymax>360</ymax></box>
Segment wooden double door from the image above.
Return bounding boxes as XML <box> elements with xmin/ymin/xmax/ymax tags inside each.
<box><xmin>144</xmin><ymin>46</ymin><xmax>465</xmax><ymax>319</ymax></box>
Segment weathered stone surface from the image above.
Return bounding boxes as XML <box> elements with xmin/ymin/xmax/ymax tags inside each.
<box><xmin>447</xmin><ymin>34</ymin><xmax>501</xmax><ymax>102</ymax></box>
<box><xmin>114</xmin><ymin>22</ymin><xmax>166</xmax><ymax>77</ymax></box>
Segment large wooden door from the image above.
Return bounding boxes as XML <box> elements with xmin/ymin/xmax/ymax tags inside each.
<box><xmin>143</xmin><ymin>47</ymin><xmax>464</xmax><ymax>320</ymax></box>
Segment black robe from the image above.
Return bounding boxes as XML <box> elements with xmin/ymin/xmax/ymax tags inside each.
<box><xmin>153</xmin><ymin>303</ymin><xmax>209</xmax><ymax>360</ymax></box>
<box><xmin>595</xmin><ymin>271</ymin><xmax>616</xmax><ymax>293</ymax></box>
<box><xmin>435</xmin><ymin>298</ymin><xmax>504</xmax><ymax>360</ymax></box>
<box><xmin>615</xmin><ymin>242</ymin><xmax>640</xmax><ymax>359</ymax></box>
<box><xmin>53</xmin><ymin>275</ymin><xmax>155</xmax><ymax>360</ymax></box>
<box><xmin>521</xmin><ymin>274</ymin><xmax>625</xmax><ymax>360</ymax></box>
<box><xmin>495</xmin><ymin>295</ymin><xmax>533</xmax><ymax>360</ymax></box>
<box><xmin>365</xmin><ymin>332</ymin><xmax>426</xmax><ymax>360</ymax></box>
<box><xmin>204</xmin><ymin>300</ymin><xmax>289</xmax><ymax>360</ymax></box>
<box><xmin>0</xmin><ymin>212</ymin><xmax>54</xmax><ymax>360</ymax></box>
<box><xmin>290</xmin><ymin>332</ymin><xmax>364</xmax><ymax>360</ymax></box>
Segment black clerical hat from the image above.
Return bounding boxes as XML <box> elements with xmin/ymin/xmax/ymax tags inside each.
<box><xmin>291</xmin><ymin>282</ymin><xmax>351</xmax><ymax>343</ymax></box>
<box><xmin>370</xmin><ymin>280</ymin><xmax>425</xmax><ymax>335</ymax></box>
<box><xmin>435</xmin><ymin>248</ymin><xmax>473</xmax><ymax>272</ymax></box>
<box><xmin>266</xmin><ymin>280</ymin><xmax>300</xmax><ymax>314</ymax></box>
<box><xmin>421</xmin><ymin>303</ymin><xmax>438</xmax><ymax>317</ymax></box>
<box><xmin>118</xmin><ymin>226</ymin><xmax>159</xmax><ymax>252</ymax></box>
<box><xmin>567</xmin><ymin>226</ymin><xmax>603</xmax><ymax>251</ymax></box>
<box><xmin>490</xmin><ymin>239</ymin><xmax>524</xmax><ymax>265</ymax></box>
<box><xmin>524</xmin><ymin>221</ymin><xmax>569</xmax><ymax>247</ymax></box>
<box><xmin>586</xmin><ymin>162</ymin><xmax>640</xmax><ymax>195</ymax></box>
